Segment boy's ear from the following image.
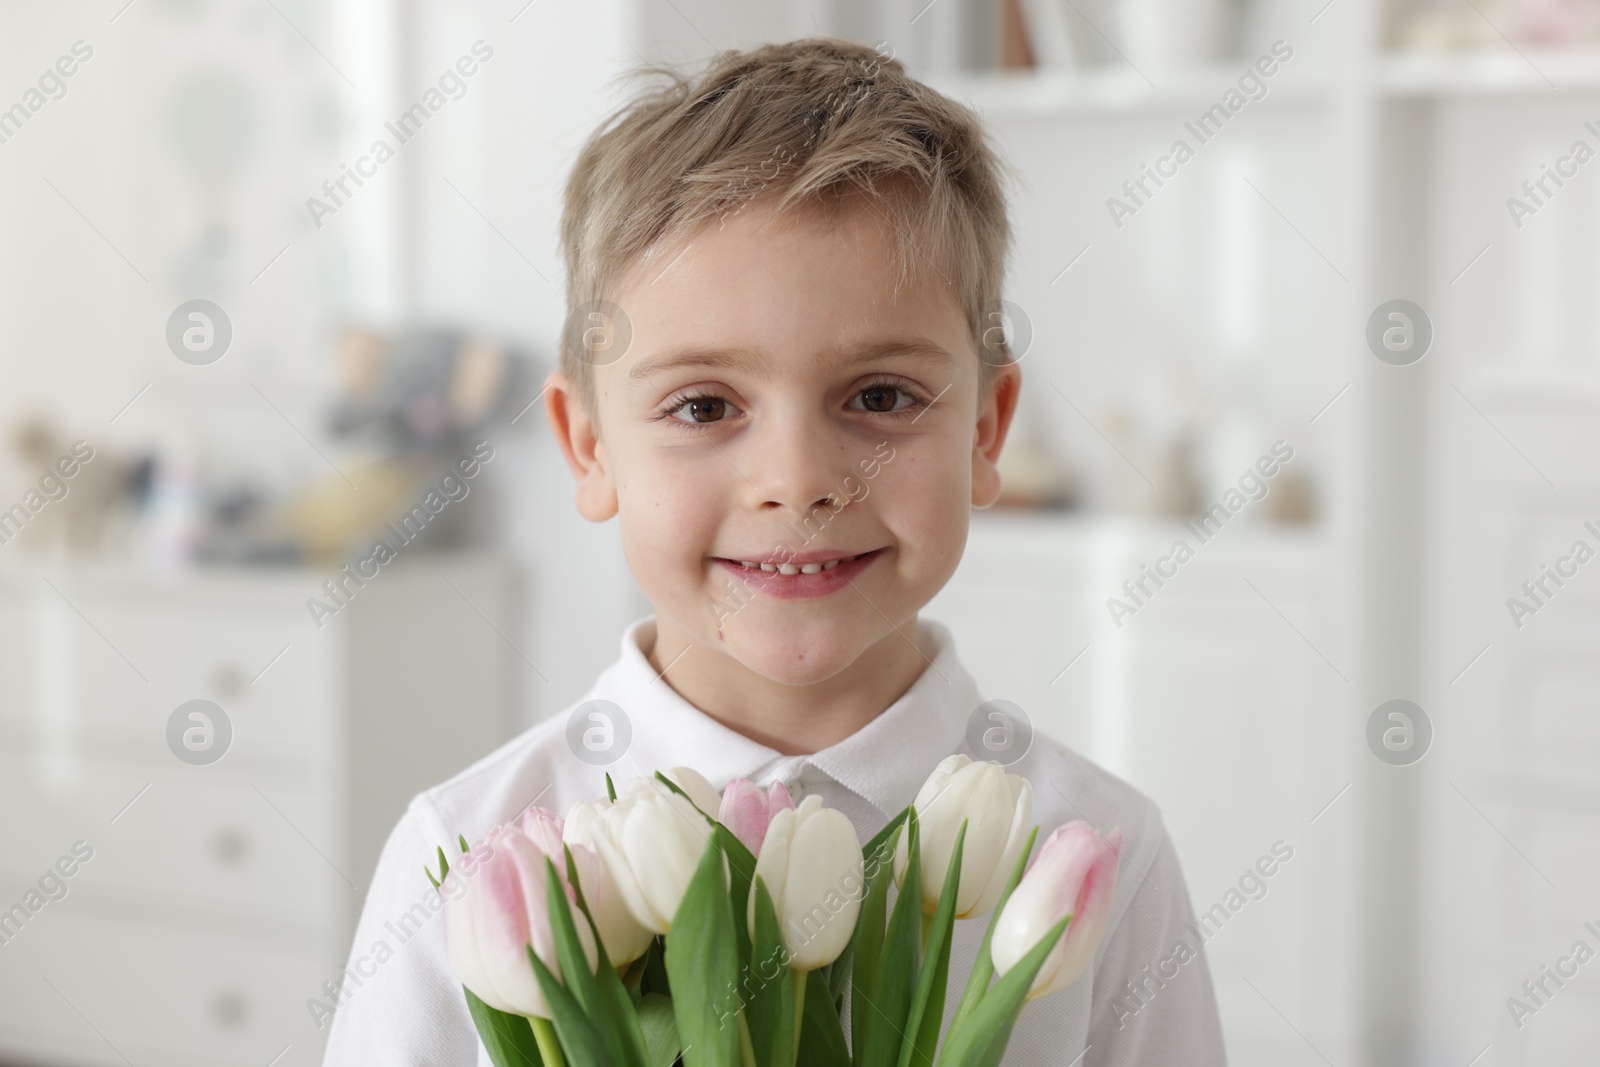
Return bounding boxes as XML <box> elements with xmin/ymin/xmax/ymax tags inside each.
<box><xmin>971</xmin><ymin>361</ymin><xmax>1022</xmax><ymax>510</ymax></box>
<box><xmin>543</xmin><ymin>369</ymin><xmax>619</xmax><ymax>521</ymax></box>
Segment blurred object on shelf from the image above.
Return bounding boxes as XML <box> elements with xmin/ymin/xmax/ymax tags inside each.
<box><xmin>993</xmin><ymin>426</ymin><xmax>1079</xmax><ymax>510</ymax></box>
<box><xmin>1395</xmin><ymin>0</ymin><xmax>1600</xmax><ymax>51</ymax></box>
<box><xmin>5</xmin><ymin>417</ymin><xmax>146</xmax><ymax>557</ymax></box>
<box><xmin>183</xmin><ymin>322</ymin><xmax>535</xmax><ymax>566</ymax></box>
<box><xmin>329</xmin><ymin>325</ymin><xmax>534</xmax><ymax>454</ymax></box>
<box><xmin>1150</xmin><ymin>430</ymin><xmax>1207</xmax><ymax>518</ymax></box>
<box><xmin>1000</xmin><ymin>0</ymin><xmax>1036</xmax><ymax>69</ymax></box>
<box><xmin>2</xmin><ymin>324</ymin><xmax>536</xmax><ymax>570</ymax></box>
<box><xmin>1018</xmin><ymin>0</ymin><xmax>1077</xmax><ymax>71</ymax></box>
<box><xmin>1004</xmin><ymin>0</ymin><xmax>1251</xmax><ymax>72</ymax></box>
<box><xmin>1517</xmin><ymin>0</ymin><xmax>1600</xmax><ymax>44</ymax></box>
<box><xmin>1116</xmin><ymin>0</ymin><xmax>1246</xmax><ymax>71</ymax></box>
<box><xmin>142</xmin><ymin>431</ymin><xmax>204</xmax><ymax>569</ymax></box>
<box><xmin>280</xmin><ymin>458</ymin><xmax>461</xmax><ymax>564</ymax></box>
<box><xmin>1268</xmin><ymin>470</ymin><xmax>1315</xmax><ymax>524</ymax></box>
<box><xmin>1101</xmin><ymin>407</ymin><xmax>1165</xmax><ymax>515</ymax></box>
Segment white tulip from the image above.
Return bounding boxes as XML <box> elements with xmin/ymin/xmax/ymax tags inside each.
<box><xmin>662</xmin><ymin>765</ymin><xmax>722</xmax><ymax>818</ymax></box>
<box><xmin>573</xmin><ymin>776</ymin><xmax>715</xmax><ymax>934</ymax></box>
<box><xmin>747</xmin><ymin>795</ymin><xmax>864</xmax><ymax>971</ymax></box>
<box><xmin>563</xmin><ymin>800</ymin><xmax>657</xmax><ymax>965</ymax></box>
<box><xmin>894</xmin><ymin>754</ymin><xmax>1034</xmax><ymax>919</ymax></box>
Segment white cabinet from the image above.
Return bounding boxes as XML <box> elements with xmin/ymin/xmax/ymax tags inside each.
<box><xmin>928</xmin><ymin>512</ymin><xmax>1357</xmax><ymax>1066</ymax></box>
<box><xmin>0</xmin><ymin>556</ymin><xmax>518</xmax><ymax>1067</ymax></box>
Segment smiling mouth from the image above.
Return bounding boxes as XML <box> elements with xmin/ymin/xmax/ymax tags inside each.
<box><xmin>714</xmin><ymin>548</ymin><xmax>884</xmax><ymax>575</ymax></box>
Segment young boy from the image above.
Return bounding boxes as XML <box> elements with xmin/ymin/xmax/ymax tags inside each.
<box><xmin>324</xmin><ymin>37</ymin><xmax>1225</xmax><ymax>1065</ymax></box>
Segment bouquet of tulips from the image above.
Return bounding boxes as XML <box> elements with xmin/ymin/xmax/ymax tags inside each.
<box><xmin>431</xmin><ymin>755</ymin><xmax>1122</xmax><ymax>1067</ymax></box>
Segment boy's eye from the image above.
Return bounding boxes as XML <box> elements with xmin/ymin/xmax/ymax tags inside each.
<box><xmin>851</xmin><ymin>384</ymin><xmax>918</xmax><ymax>414</ymax></box>
<box><xmin>666</xmin><ymin>396</ymin><xmax>739</xmax><ymax>424</ymax></box>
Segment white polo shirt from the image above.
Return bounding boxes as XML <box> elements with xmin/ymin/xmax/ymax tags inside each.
<box><xmin>322</xmin><ymin>615</ymin><xmax>1226</xmax><ymax>1066</ymax></box>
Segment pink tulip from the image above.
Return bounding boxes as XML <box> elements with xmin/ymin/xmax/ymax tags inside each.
<box><xmin>989</xmin><ymin>822</ymin><xmax>1121</xmax><ymax>1000</ymax></box>
<box><xmin>442</xmin><ymin>807</ymin><xmax>598</xmax><ymax>1017</ymax></box>
<box><xmin>718</xmin><ymin>778</ymin><xmax>795</xmax><ymax>855</ymax></box>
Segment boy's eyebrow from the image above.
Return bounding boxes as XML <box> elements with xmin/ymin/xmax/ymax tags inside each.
<box><xmin>628</xmin><ymin>338</ymin><xmax>954</xmax><ymax>382</ymax></box>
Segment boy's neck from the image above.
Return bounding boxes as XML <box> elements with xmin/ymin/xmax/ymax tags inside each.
<box><xmin>643</xmin><ymin>614</ymin><xmax>931</xmax><ymax>756</ymax></box>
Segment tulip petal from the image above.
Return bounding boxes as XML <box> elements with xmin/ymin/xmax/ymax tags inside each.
<box><xmin>917</xmin><ymin>760</ymin><xmax>1012</xmax><ymax>917</ymax></box>
<box><xmin>720</xmin><ymin>778</ymin><xmax>774</xmax><ymax>856</ymax></box>
<box><xmin>968</xmin><ymin>776</ymin><xmax>1035</xmax><ymax>919</ymax></box>
<box><xmin>989</xmin><ymin>820</ymin><xmax>1122</xmax><ymax>1001</ymax></box>
<box><xmin>665</xmin><ymin>766</ymin><xmax>722</xmax><ymax>819</ymax></box>
<box><xmin>749</xmin><ymin>801</ymin><xmax>798</xmax><ymax>937</ymax></box>
<box><xmin>766</xmin><ymin>780</ymin><xmax>795</xmax><ymax>813</ymax></box>
<box><xmin>779</xmin><ymin>803</ymin><xmax>862</xmax><ymax>970</ymax></box>
<box><xmin>442</xmin><ymin>818</ymin><xmax>599</xmax><ymax>1018</ymax></box>
<box><xmin>1035</xmin><ymin>827</ymin><xmax>1121</xmax><ymax>999</ymax></box>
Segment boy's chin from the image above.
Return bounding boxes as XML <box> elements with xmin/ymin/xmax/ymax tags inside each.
<box><xmin>714</xmin><ymin>613</ymin><xmax>891</xmax><ymax>686</ymax></box>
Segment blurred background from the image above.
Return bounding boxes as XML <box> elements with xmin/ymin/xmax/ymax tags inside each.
<box><xmin>1</xmin><ymin>0</ymin><xmax>1597</xmax><ymax>1064</ymax></box>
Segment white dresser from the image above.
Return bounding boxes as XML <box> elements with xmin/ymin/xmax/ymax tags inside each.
<box><xmin>0</xmin><ymin>556</ymin><xmax>518</xmax><ymax>1067</ymax></box>
<box><xmin>927</xmin><ymin>512</ymin><xmax>1359</xmax><ymax>1066</ymax></box>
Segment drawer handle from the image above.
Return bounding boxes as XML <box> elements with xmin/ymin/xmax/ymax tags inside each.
<box><xmin>211</xmin><ymin>989</ymin><xmax>249</xmax><ymax>1029</ymax></box>
<box><xmin>210</xmin><ymin>827</ymin><xmax>251</xmax><ymax>867</ymax></box>
<box><xmin>212</xmin><ymin>665</ymin><xmax>245</xmax><ymax>699</ymax></box>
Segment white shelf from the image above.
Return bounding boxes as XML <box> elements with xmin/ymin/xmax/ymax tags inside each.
<box><xmin>1459</xmin><ymin>367</ymin><xmax>1600</xmax><ymax>411</ymax></box>
<box><xmin>926</xmin><ymin>49</ymin><xmax>1600</xmax><ymax>115</ymax></box>
<box><xmin>924</xmin><ymin>64</ymin><xmax>1332</xmax><ymax>118</ymax></box>
<box><xmin>1382</xmin><ymin>47</ymin><xmax>1600</xmax><ymax>97</ymax></box>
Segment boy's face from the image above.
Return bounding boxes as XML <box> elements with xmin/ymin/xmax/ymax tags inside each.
<box><xmin>547</xmin><ymin>193</ymin><xmax>1020</xmax><ymax>687</ymax></box>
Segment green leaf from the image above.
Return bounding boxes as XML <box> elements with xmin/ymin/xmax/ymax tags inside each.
<box><xmin>542</xmin><ymin>859</ymin><xmax>605</xmax><ymax>1022</ymax></box>
<box><xmin>715</xmin><ymin>823</ymin><xmax>757</xmax><ymax>967</ymax></box>
<box><xmin>641</xmin><ymin>935</ymin><xmax>671</xmax><ymax>998</ymax></box>
<box><xmin>745</xmin><ymin>877</ymin><xmax>795</xmax><ymax>1067</ymax></box>
<box><xmin>424</xmin><ymin>864</ymin><xmax>441</xmax><ymax>891</ymax></box>
<box><xmin>638</xmin><ymin>993</ymin><xmax>682</xmax><ymax>1067</ymax></box>
<box><xmin>949</xmin><ymin>826</ymin><xmax>1037</xmax><ymax>1035</ymax></box>
<box><xmin>529</xmin><ymin>944</ymin><xmax>613</xmax><ymax>1065</ymax></box>
<box><xmin>606</xmin><ymin>773</ymin><xmax>618</xmax><ymax>803</ymax></box>
<box><xmin>861</xmin><ymin>808</ymin><xmax>910</xmax><ymax>870</ymax></box>
<box><xmin>460</xmin><ymin>833</ymin><xmax>471</xmax><ymax>853</ymax></box>
<box><xmin>835</xmin><ymin>808</ymin><xmax>909</xmax><ymax>1008</ymax></box>
<box><xmin>848</xmin><ymin>823</ymin><xmax>902</xmax><ymax>1067</ymax></box>
<box><xmin>666</xmin><ymin>835</ymin><xmax>742</xmax><ymax>1067</ymax></box>
<box><xmin>935</xmin><ymin>914</ymin><xmax>1069</xmax><ymax>1067</ymax></box>
<box><xmin>796</xmin><ymin>967</ymin><xmax>851</xmax><ymax>1067</ymax></box>
<box><xmin>898</xmin><ymin>820</ymin><xmax>966</xmax><ymax>1067</ymax></box>
<box><xmin>463</xmin><ymin>985</ymin><xmax>544</xmax><ymax>1067</ymax></box>
<box><xmin>592</xmin><ymin>915</ymin><xmax>653</xmax><ymax>1065</ymax></box>
<box><xmin>556</xmin><ymin>848</ymin><xmax>652</xmax><ymax>1067</ymax></box>
<box><xmin>437</xmin><ymin>845</ymin><xmax>451</xmax><ymax>882</ymax></box>
<box><xmin>859</xmin><ymin>809</ymin><xmax>922</xmax><ymax>1067</ymax></box>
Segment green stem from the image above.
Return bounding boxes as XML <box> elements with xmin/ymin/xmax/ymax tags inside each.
<box><xmin>792</xmin><ymin>971</ymin><xmax>808</xmax><ymax>1066</ymax></box>
<box><xmin>738</xmin><ymin>1011</ymin><xmax>759</xmax><ymax>1067</ymax></box>
<box><xmin>921</xmin><ymin>910</ymin><xmax>934</xmax><ymax>953</ymax></box>
<box><xmin>529</xmin><ymin>1016</ymin><xmax>566</xmax><ymax>1067</ymax></box>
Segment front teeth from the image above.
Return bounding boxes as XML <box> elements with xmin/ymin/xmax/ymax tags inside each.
<box><xmin>739</xmin><ymin>553</ymin><xmax>860</xmax><ymax>573</ymax></box>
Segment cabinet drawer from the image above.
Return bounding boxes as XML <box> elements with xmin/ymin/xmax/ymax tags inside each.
<box><xmin>0</xmin><ymin>587</ymin><xmax>337</xmax><ymax>773</ymax></box>
<box><xmin>0</xmin><ymin>908</ymin><xmax>333</xmax><ymax>1067</ymax></box>
<box><xmin>0</xmin><ymin>756</ymin><xmax>347</xmax><ymax>933</ymax></box>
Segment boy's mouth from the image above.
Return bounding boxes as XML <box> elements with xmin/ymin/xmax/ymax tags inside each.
<box><xmin>711</xmin><ymin>547</ymin><xmax>887</xmax><ymax>600</ymax></box>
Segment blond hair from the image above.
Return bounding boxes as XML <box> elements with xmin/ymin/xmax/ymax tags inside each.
<box><xmin>557</xmin><ymin>36</ymin><xmax>1017</xmax><ymax>414</ymax></box>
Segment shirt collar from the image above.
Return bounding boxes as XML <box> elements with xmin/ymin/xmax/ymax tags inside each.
<box><xmin>594</xmin><ymin>614</ymin><xmax>979</xmax><ymax>819</ymax></box>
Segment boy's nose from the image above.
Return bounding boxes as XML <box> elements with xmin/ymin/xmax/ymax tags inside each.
<box><xmin>745</xmin><ymin>415</ymin><xmax>849</xmax><ymax>518</ymax></box>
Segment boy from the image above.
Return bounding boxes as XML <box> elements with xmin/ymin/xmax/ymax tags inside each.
<box><xmin>324</xmin><ymin>37</ymin><xmax>1225</xmax><ymax>1065</ymax></box>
